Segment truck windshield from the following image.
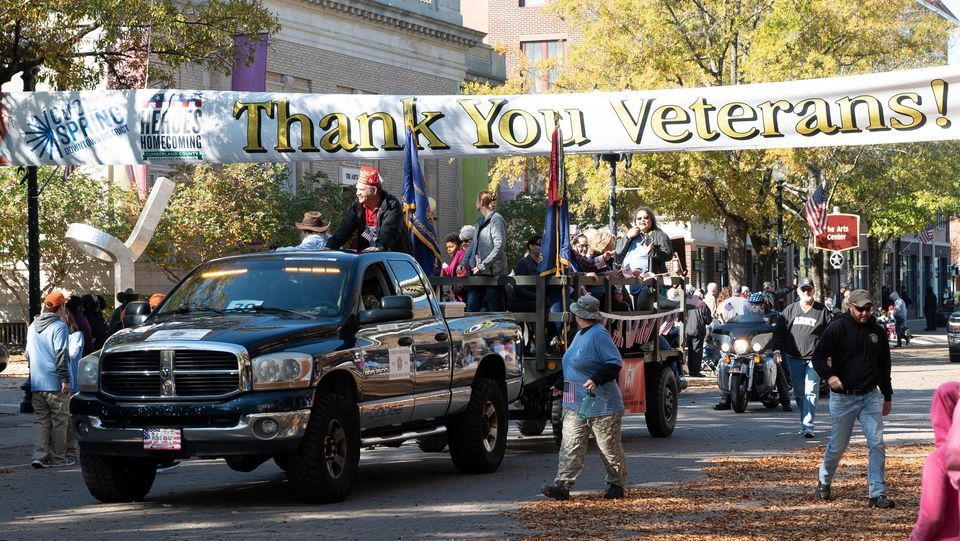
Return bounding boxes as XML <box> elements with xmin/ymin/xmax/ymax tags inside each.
<box><xmin>158</xmin><ymin>258</ymin><xmax>347</xmax><ymax>318</ymax></box>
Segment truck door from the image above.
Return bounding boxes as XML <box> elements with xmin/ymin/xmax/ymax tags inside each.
<box><xmin>387</xmin><ymin>259</ymin><xmax>453</xmax><ymax>420</ymax></box>
<box><xmin>355</xmin><ymin>262</ymin><xmax>414</xmax><ymax>428</ymax></box>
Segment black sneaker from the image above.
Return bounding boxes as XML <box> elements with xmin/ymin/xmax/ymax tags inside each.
<box><xmin>603</xmin><ymin>483</ymin><xmax>625</xmax><ymax>499</ymax></box>
<box><xmin>540</xmin><ymin>482</ymin><xmax>570</xmax><ymax>501</ymax></box>
<box><xmin>803</xmin><ymin>431</ymin><xmax>815</xmax><ymax>439</ymax></box>
<box><xmin>782</xmin><ymin>404</ymin><xmax>793</xmax><ymax>412</ymax></box>
<box><xmin>713</xmin><ymin>401</ymin><xmax>731</xmax><ymax>411</ymax></box>
<box><xmin>868</xmin><ymin>495</ymin><xmax>895</xmax><ymax>509</ymax></box>
<box><xmin>816</xmin><ymin>482</ymin><xmax>831</xmax><ymax>500</ymax></box>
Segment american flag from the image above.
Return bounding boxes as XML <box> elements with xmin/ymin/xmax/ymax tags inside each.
<box><xmin>804</xmin><ymin>184</ymin><xmax>828</xmax><ymax>237</ymax></box>
<box><xmin>917</xmin><ymin>227</ymin><xmax>935</xmax><ymax>243</ymax></box>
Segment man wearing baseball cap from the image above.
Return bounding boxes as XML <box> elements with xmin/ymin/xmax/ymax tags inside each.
<box><xmin>327</xmin><ymin>166</ymin><xmax>412</xmax><ymax>254</ymax></box>
<box><xmin>779</xmin><ymin>277</ymin><xmax>833</xmax><ymax>438</ymax></box>
<box><xmin>26</xmin><ymin>290</ymin><xmax>73</xmax><ymax>468</ymax></box>
<box><xmin>812</xmin><ymin>289</ymin><xmax>895</xmax><ymax>509</ymax></box>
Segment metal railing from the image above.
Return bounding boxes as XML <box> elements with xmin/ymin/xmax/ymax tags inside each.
<box><xmin>0</xmin><ymin>322</ymin><xmax>27</xmax><ymax>352</ymax></box>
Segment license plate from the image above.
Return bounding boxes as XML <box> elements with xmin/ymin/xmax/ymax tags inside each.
<box><xmin>143</xmin><ymin>428</ymin><xmax>182</xmax><ymax>450</ymax></box>
<box><xmin>730</xmin><ymin>366</ymin><xmax>741</xmax><ymax>373</ymax></box>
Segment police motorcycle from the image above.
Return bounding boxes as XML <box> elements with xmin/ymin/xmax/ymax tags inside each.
<box><xmin>710</xmin><ymin>294</ymin><xmax>783</xmax><ymax>413</ymax></box>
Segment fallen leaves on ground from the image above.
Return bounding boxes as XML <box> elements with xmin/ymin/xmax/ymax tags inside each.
<box><xmin>517</xmin><ymin>444</ymin><xmax>930</xmax><ymax>540</ymax></box>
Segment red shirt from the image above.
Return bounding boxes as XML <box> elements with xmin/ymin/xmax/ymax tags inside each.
<box><xmin>363</xmin><ymin>204</ymin><xmax>379</xmax><ymax>228</ymax></box>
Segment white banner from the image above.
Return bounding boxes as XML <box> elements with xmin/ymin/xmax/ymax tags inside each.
<box><xmin>3</xmin><ymin>65</ymin><xmax>960</xmax><ymax>166</ymax></box>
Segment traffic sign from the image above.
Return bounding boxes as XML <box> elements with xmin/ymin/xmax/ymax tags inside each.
<box><xmin>815</xmin><ymin>214</ymin><xmax>860</xmax><ymax>252</ymax></box>
<box><xmin>829</xmin><ymin>252</ymin><xmax>845</xmax><ymax>270</ymax></box>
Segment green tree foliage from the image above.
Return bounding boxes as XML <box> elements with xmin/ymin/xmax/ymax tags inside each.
<box><xmin>0</xmin><ymin>167</ymin><xmax>137</xmax><ymax>323</ymax></box>
<box><xmin>147</xmin><ymin>163</ymin><xmax>303</xmax><ymax>281</ymax></box>
<box><xmin>0</xmin><ymin>0</ymin><xmax>280</xmax><ymax>88</ymax></box>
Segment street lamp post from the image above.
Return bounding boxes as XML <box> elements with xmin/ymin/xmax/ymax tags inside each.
<box><xmin>20</xmin><ymin>65</ymin><xmax>40</xmax><ymax>414</ymax></box>
<box><xmin>772</xmin><ymin>165</ymin><xmax>787</xmax><ymax>289</ymax></box>
<box><xmin>594</xmin><ymin>153</ymin><xmax>632</xmax><ymax>233</ymax></box>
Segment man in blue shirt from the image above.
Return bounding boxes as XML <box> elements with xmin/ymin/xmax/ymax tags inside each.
<box><xmin>27</xmin><ymin>291</ymin><xmax>72</xmax><ymax>468</ymax></box>
<box><xmin>541</xmin><ymin>295</ymin><xmax>627</xmax><ymax>501</ymax></box>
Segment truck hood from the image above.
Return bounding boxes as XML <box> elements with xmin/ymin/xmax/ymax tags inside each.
<box><xmin>103</xmin><ymin>315</ymin><xmax>343</xmax><ymax>356</ymax></box>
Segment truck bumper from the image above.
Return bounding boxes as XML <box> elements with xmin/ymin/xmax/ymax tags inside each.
<box><xmin>72</xmin><ymin>390</ymin><xmax>314</xmax><ymax>458</ymax></box>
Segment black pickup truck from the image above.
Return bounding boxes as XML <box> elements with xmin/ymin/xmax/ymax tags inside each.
<box><xmin>72</xmin><ymin>251</ymin><xmax>522</xmax><ymax>503</ymax></box>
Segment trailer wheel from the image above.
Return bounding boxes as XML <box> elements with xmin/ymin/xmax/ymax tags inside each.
<box><xmin>448</xmin><ymin>377</ymin><xmax>507</xmax><ymax>474</ymax></box>
<box><xmin>645</xmin><ymin>363</ymin><xmax>678</xmax><ymax>437</ymax></box>
<box><xmin>80</xmin><ymin>454</ymin><xmax>157</xmax><ymax>503</ymax></box>
<box><xmin>517</xmin><ymin>418</ymin><xmax>547</xmax><ymax>436</ymax></box>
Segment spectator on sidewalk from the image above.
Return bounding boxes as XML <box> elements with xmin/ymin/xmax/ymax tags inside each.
<box><xmin>780</xmin><ymin>278</ymin><xmax>832</xmax><ymax>438</ymax></box>
<box><xmin>891</xmin><ymin>291</ymin><xmax>909</xmax><ymax>347</ymax></box>
<box><xmin>27</xmin><ymin>291</ymin><xmax>73</xmax><ymax>468</ymax></box>
<box><xmin>685</xmin><ymin>294</ymin><xmax>712</xmax><ymax>378</ymax></box>
<box><xmin>909</xmin><ymin>381</ymin><xmax>960</xmax><ymax>541</ymax></box>
<box><xmin>60</xmin><ymin>308</ymin><xmax>83</xmax><ymax>463</ymax></box>
<box><xmin>925</xmin><ymin>286</ymin><xmax>939</xmax><ymax>331</ymax></box>
<box><xmin>65</xmin><ymin>296</ymin><xmax>93</xmax><ymax>356</ymax></box>
<box><xmin>108</xmin><ymin>288</ymin><xmax>139</xmax><ymax>336</ymax></box>
<box><xmin>813</xmin><ymin>289</ymin><xmax>895</xmax><ymax>509</ymax></box>
<box><xmin>703</xmin><ymin>282</ymin><xmax>718</xmax><ymax>316</ymax></box>
<box><xmin>541</xmin><ymin>295</ymin><xmax>627</xmax><ymax>501</ymax></box>
<box><xmin>82</xmin><ymin>293</ymin><xmax>108</xmax><ymax>351</ymax></box>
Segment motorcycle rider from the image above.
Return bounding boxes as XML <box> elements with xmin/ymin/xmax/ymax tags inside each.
<box><xmin>714</xmin><ymin>292</ymin><xmax>792</xmax><ymax>411</ymax></box>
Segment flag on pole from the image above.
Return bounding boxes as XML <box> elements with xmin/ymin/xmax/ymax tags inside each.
<box><xmin>538</xmin><ymin>126</ymin><xmax>573</xmax><ymax>276</ymax></box>
<box><xmin>917</xmin><ymin>227</ymin><xmax>935</xmax><ymax>243</ymax></box>
<box><xmin>803</xmin><ymin>183</ymin><xmax>828</xmax><ymax>237</ymax></box>
<box><xmin>402</xmin><ymin>126</ymin><xmax>443</xmax><ymax>275</ymax></box>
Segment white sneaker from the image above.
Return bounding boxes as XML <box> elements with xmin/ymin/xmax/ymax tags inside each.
<box><xmin>62</xmin><ymin>456</ymin><xmax>78</xmax><ymax>466</ymax></box>
<box><xmin>31</xmin><ymin>459</ymin><xmax>47</xmax><ymax>469</ymax></box>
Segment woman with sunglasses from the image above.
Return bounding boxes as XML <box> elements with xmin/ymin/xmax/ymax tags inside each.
<box><xmin>615</xmin><ymin>206</ymin><xmax>673</xmax><ymax>310</ymax></box>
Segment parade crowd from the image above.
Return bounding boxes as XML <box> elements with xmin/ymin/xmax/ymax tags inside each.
<box><xmin>20</xmin><ymin>165</ymin><xmax>960</xmax><ymax>539</ymax></box>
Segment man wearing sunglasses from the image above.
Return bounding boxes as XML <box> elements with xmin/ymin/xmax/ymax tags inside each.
<box><xmin>811</xmin><ymin>289</ymin><xmax>894</xmax><ymax>510</ymax></box>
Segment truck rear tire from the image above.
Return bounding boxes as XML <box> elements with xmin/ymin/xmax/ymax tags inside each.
<box><xmin>517</xmin><ymin>418</ymin><xmax>546</xmax><ymax>436</ymax></box>
<box><xmin>448</xmin><ymin>377</ymin><xmax>507</xmax><ymax>474</ymax></box>
<box><xmin>417</xmin><ymin>435</ymin><xmax>448</xmax><ymax>453</ymax></box>
<box><xmin>80</xmin><ymin>454</ymin><xmax>157</xmax><ymax>503</ymax></box>
<box><xmin>645</xmin><ymin>363</ymin><xmax>678</xmax><ymax>438</ymax></box>
<box><xmin>288</xmin><ymin>393</ymin><xmax>360</xmax><ymax>503</ymax></box>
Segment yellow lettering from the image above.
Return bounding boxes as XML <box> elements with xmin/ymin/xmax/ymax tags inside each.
<box><xmin>274</xmin><ymin>99</ymin><xmax>318</xmax><ymax>152</ymax></box>
<box><xmin>611</xmin><ymin>99</ymin><xmax>653</xmax><ymax>143</ymax></box>
<box><xmin>233</xmin><ymin>100</ymin><xmax>275</xmax><ymax>153</ymax></box>
<box><xmin>651</xmin><ymin>105</ymin><xmax>692</xmax><ymax>143</ymax></box>
<box><xmin>498</xmin><ymin>109</ymin><xmax>541</xmax><ymax>148</ymax></box>
<box><xmin>402</xmin><ymin>97</ymin><xmax>449</xmax><ymax>149</ymax></box>
<box><xmin>888</xmin><ymin>93</ymin><xmax>925</xmax><ymax>130</ymax></box>
<box><xmin>794</xmin><ymin>98</ymin><xmax>839</xmax><ymax>136</ymax></box>
<box><xmin>539</xmin><ymin>109</ymin><xmax>591</xmax><ymax>146</ymax></box>
<box><xmin>318</xmin><ymin>113</ymin><xmax>358</xmax><ymax>153</ymax></box>
<box><xmin>716</xmin><ymin>102</ymin><xmax>758</xmax><ymax>140</ymax></box>
<box><xmin>757</xmin><ymin>100</ymin><xmax>793</xmax><ymax>137</ymax></box>
<box><xmin>457</xmin><ymin>99</ymin><xmax>506</xmax><ymax>148</ymax></box>
<box><xmin>836</xmin><ymin>95</ymin><xmax>888</xmax><ymax>133</ymax></box>
<box><xmin>356</xmin><ymin>112</ymin><xmax>401</xmax><ymax>151</ymax></box>
<box><xmin>689</xmin><ymin>98</ymin><xmax>719</xmax><ymax>141</ymax></box>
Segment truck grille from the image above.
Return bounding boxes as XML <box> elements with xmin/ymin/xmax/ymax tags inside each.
<box><xmin>100</xmin><ymin>349</ymin><xmax>242</xmax><ymax>399</ymax></box>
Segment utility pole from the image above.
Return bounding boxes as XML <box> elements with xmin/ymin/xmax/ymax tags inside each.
<box><xmin>773</xmin><ymin>165</ymin><xmax>787</xmax><ymax>289</ymax></box>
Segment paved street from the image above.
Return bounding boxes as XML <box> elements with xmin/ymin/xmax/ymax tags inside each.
<box><xmin>0</xmin><ymin>320</ymin><xmax>955</xmax><ymax>540</ymax></box>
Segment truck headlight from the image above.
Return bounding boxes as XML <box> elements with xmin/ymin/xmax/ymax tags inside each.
<box><xmin>733</xmin><ymin>339</ymin><xmax>749</xmax><ymax>354</ymax></box>
<box><xmin>251</xmin><ymin>352</ymin><xmax>313</xmax><ymax>390</ymax></box>
<box><xmin>77</xmin><ymin>352</ymin><xmax>100</xmax><ymax>392</ymax></box>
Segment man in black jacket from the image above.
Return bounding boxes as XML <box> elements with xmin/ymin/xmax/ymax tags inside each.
<box><xmin>327</xmin><ymin>166</ymin><xmax>412</xmax><ymax>255</ymax></box>
<box><xmin>685</xmin><ymin>295</ymin><xmax>712</xmax><ymax>377</ymax></box>
<box><xmin>812</xmin><ymin>289</ymin><xmax>895</xmax><ymax>510</ymax></box>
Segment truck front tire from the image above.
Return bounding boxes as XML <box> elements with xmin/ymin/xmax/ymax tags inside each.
<box><xmin>448</xmin><ymin>377</ymin><xmax>507</xmax><ymax>474</ymax></box>
<box><xmin>288</xmin><ymin>393</ymin><xmax>360</xmax><ymax>503</ymax></box>
<box><xmin>80</xmin><ymin>454</ymin><xmax>157</xmax><ymax>503</ymax></box>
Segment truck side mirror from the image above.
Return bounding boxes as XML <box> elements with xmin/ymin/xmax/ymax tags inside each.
<box><xmin>122</xmin><ymin>301</ymin><xmax>151</xmax><ymax>328</ymax></box>
<box><xmin>359</xmin><ymin>295</ymin><xmax>414</xmax><ymax>325</ymax></box>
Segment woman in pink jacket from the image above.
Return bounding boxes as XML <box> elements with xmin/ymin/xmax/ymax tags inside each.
<box><xmin>910</xmin><ymin>381</ymin><xmax>960</xmax><ymax>541</ymax></box>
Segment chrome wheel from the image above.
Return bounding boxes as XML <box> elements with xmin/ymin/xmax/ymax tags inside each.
<box><xmin>323</xmin><ymin>419</ymin><xmax>347</xmax><ymax>479</ymax></box>
<box><xmin>481</xmin><ymin>401</ymin><xmax>498</xmax><ymax>453</ymax></box>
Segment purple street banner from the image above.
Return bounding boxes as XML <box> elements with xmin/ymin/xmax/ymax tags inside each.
<box><xmin>3</xmin><ymin>65</ymin><xmax>960</xmax><ymax>166</ymax></box>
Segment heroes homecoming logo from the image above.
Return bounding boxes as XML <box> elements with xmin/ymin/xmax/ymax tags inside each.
<box><xmin>24</xmin><ymin>98</ymin><xmax>128</xmax><ymax>160</ymax></box>
<box><xmin>139</xmin><ymin>91</ymin><xmax>204</xmax><ymax>160</ymax></box>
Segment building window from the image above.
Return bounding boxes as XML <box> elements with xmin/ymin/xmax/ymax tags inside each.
<box><xmin>521</xmin><ymin>40</ymin><xmax>563</xmax><ymax>93</ymax></box>
<box><xmin>519</xmin><ymin>0</ymin><xmax>548</xmax><ymax>6</ymax></box>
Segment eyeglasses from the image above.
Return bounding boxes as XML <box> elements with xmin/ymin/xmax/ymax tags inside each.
<box><xmin>851</xmin><ymin>304</ymin><xmax>873</xmax><ymax>313</ymax></box>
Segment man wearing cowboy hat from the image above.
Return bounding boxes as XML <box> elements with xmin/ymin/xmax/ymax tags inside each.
<box><xmin>327</xmin><ymin>166</ymin><xmax>412</xmax><ymax>255</ymax></box>
<box><xmin>277</xmin><ymin>211</ymin><xmax>331</xmax><ymax>251</ymax></box>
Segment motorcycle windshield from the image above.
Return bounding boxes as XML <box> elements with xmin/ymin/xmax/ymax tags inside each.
<box><xmin>720</xmin><ymin>297</ymin><xmax>766</xmax><ymax>324</ymax></box>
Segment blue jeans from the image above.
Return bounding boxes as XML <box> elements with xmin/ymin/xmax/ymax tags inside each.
<box><xmin>466</xmin><ymin>286</ymin><xmax>503</xmax><ymax>312</ymax></box>
<box><xmin>818</xmin><ymin>390</ymin><xmax>886</xmax><ymax>497</ymax></box>
<box><xmin>786</xmin><ymin>355</ymin><xmax>820</xmax><ymax>432</ymax></box>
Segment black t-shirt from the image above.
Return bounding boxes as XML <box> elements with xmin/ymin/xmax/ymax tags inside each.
<box><xmin>780</xmin><ymin>301</ymin><xmax>832</xmax><ymax>358</ymax></box>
